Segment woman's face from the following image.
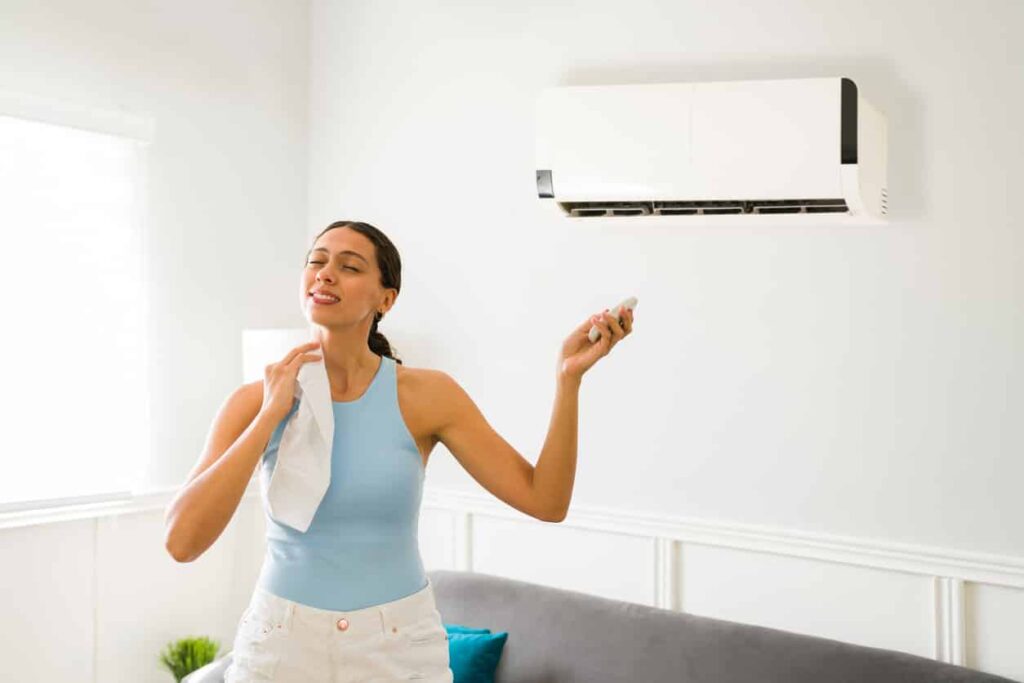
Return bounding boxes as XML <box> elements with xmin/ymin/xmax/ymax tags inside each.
<box><xmin>301</xmin><ymin>228</ymin><xmax>380</xmax><ymax>324</ymax></box>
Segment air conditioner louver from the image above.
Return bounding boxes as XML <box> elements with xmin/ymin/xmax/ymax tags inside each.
<box><xmin>561</xmin><ymin>198</ymin><xmax>850</xmax><ymax>217</ymax></box>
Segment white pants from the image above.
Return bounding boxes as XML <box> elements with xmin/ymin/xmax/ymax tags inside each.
<box><xmin>225</xmin><ymin>578</ymin><xmax>454</xmax><ymax>682</ymax></box>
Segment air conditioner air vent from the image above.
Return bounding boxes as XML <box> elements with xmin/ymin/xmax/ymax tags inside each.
<box><xmin>559</xmin><ymin>198</ymin><xmax>849</xmax><ymax>218</ymax></box>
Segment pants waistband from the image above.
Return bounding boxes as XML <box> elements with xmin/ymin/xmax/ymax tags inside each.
<box><xmin>249</xmin><ymin>578</ymin><xmax>439</xmax><ymax>639</ymax></box>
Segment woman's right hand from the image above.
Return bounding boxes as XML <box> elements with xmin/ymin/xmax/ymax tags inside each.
<box><xmin>259</xmin><ymin>340</ymin><xmax>323</xmax><ymax>423</ymax></box>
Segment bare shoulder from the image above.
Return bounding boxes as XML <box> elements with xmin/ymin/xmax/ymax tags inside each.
<box><xmin>181</xmin><ymin>379</ymin><xmax>266</xmax><ymax>488</ymax></box>
<box><xmin>219</xmin><ymin>379</ymin><xmax>266</xmax><ymax>434</ymax></box>
<box><xmin>395</xmin><ymin>362</ymin><xmax>450</xmax><ymax>390</ymax></box>
<box><xmin>239</xmin><ymin>379</ymin><xmax>266</xmax><ymax>413</ymax></box>
<box><xmin>394</xmin><ymin>363</ymin><xmax>460</xmax><ymax>436</ymax></box>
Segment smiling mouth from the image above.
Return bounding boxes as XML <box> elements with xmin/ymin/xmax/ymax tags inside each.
<box><xmin>310</xmin><ymin>292</ymin><xmax>341</xmax><ymax>304</ymax></box>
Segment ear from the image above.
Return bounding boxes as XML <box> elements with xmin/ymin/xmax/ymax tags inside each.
<box><xmin>380</xmin><ymin>288</ymin><xmax>398</xmax><ymax>314</ymax></box>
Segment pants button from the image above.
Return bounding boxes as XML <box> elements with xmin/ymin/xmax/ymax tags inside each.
<box><xmin>337</xmin><ymin>618</ymin><xmax>349</xmax><ymax>631</ymax></box>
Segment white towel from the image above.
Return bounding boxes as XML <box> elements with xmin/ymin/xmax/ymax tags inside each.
<box><xmin>263</xmin><ymin>357</ymin><xmax>334</xmax><ymax>533</ymax></box>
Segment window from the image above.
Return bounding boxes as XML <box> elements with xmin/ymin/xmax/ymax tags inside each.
<box><xmin>0</xmin><ymin>93</ymin><xmax>153</xmax><ymax>513</ymax></box>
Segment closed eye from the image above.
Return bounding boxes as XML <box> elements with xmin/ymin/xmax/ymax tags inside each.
<box><xmin>307</xmin><ymin>261</ymin><xmax>359</xmax><ymax>272</ymax></box>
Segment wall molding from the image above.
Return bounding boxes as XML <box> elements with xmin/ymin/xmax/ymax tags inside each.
<box><xmin>934</xmin><ymin>577</ymin><xmax>966</xmax><ymax>665</ymax></box>
<box><xmin>0</xmin><ymin>488</ymin><xmax>169</xmax><ymax>530</ymax></box>
<box><xmin>421</xmin><ymin>487</ymin><xmax>1024</xmax><ymax>590</ymax></box>
<box><xmin>654</xmin><ymin>537</ymin><xmax>679</xmax><ymax>611</ymax></box>
<box><xmin>4</xmin><ymin>484</ymin><xmax>1022</xmax><ymax>593</ymax></box>
<box><xmin>5</xmin><ymin>484</ymin><xmax>1022</xmax><ymax>591</ymax></box>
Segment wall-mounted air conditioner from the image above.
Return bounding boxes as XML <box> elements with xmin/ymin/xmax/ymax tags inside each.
<box><xmin>534</xmin><ymin>77</ymin><xmax>888</xmax><ymax>224</ymax></box>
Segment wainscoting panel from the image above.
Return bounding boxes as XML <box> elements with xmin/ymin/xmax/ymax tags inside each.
<box><xmin>419</xmin><ymin>505</ymin><xmax>459</xmax><ymax>570</ymax></box>
<box><xmin>680</xmin><ymin>542</ymin><xmax>935</xmax><ymax>658</ymax></box>
<box><xmin>469</xmin><ymin>514</ymin><xmax>657</xmax><ymax>606</ymax></box>
<box><xmin>0</xmin><ymin>519</ymin><xmax>96</xmax><ymax>682</ymax></box>
<box><xmin>964</xmin><ymin>582</ymin><xmax>1024</xmax><ymax>681</ymax></box>
<box><xmin>97</xmin><ymin>511</ymin><xmax>235</xmax><ymax>681</ymax></box>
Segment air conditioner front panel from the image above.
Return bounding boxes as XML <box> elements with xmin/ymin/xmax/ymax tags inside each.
<box><xmin>690</xmin><ymin>78</ymin><xmax>842</xmax><ymax>199</ymax></box>
<box><xmin>535</xmin><ymin>78</ymin><xmax>846</xmax><ymax>202</ymax></box>
<box><xmin>535</xmin><ymin>83</ymin><xmax>697</xmax><ymax>200</ymax></box>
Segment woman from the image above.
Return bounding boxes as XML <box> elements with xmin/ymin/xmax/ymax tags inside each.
<box><xmin>164</xmin><ymin>220</ymin><xmax>634</xmax><ymax>681</ymax></box>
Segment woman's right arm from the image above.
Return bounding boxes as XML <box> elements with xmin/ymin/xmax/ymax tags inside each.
<box><xmin>162</xmin><ymin>382</ymin><xmax>277</xmax><ymax>562</ymax></box>
<box><xmin>163</xmin><ymin>339</ymin><xmax>322</xmax><ymax>563</ymax></box>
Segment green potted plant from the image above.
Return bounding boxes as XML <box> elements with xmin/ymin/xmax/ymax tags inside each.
<box><xmin>159</xmin><ymin>635</ymin><xmax>221</xmax><ymax>682</ymax></box>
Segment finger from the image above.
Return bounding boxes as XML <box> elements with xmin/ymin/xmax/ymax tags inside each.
<box><xmin>603</xmin><ymin>310</ymin><xmax>624</xmax><ymax>338</ymax></box>
<box><xmin>617</xmin><ymin>306</ymin><xmax>633</xmax><ymax>333</ymax></box>
<box><xmin>287</xmin><ymin>350</ymin><xmax>323</xmax><ymax>369</ymax></box>
<box><xmin>588</xmin><ymin>313</ymin><xmax>610</xmax><ymax>342</ymax></box>
<box><xmin>578</xmin><ymin>305</ymin><xmax>623</xmax><ymax>333</ymax></box>
<box><xmin>576</xmin><ymin>313</ymin><xmax>600</xmax><ymax>334</ymax></box>
<box><xmin>283</xmin><ymin>340</ymin><xmax>322</xmax><ymax>364</ymax></box>
<box><xmin>596</xmin><ymin>315</ymin><xmax>613</xmax><ymax>345</ymax></box>
<box><xmin>612</xmin><ymin>309</ymin><xmax>627</xmax><ymax>334</ymax></box>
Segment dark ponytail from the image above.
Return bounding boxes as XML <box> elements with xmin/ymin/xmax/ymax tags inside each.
<box><xmin>311</xmin><ymin>220</ymin><xmax>403</xmax><ymax>365</ymax></box>
<box><xmin>369</xmin><ymin>309</ymin><xmax>400</xmax><ymax>364</ymax></box>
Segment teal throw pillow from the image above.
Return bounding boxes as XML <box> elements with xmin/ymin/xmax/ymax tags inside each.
<box><xmin>442</xmin><ymin>623</ymin><xmax>508</xmax><ymax>683</ymax></box>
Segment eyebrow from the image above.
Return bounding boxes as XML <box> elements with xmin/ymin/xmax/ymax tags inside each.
<box><xmin>309</xmin><ymin>247</ymin><xmax>369</xmax><ymax>264</ymax></box>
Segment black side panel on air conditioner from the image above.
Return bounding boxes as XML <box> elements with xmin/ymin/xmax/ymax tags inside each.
<box><xmin>841</xmin><ymin>77</ymin><xmax>857</xmax><ymax>165</ymax></box>
<box><xmin>536</xmin><ymin>170</ymin><xmax>555</xmax><ymax>198</ymax></box>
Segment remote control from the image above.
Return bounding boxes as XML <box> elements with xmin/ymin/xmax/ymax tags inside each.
<box><xmin>588</xmin><ymin>296</ymin><xmax>638</xmax><ymax>343</ymax></box>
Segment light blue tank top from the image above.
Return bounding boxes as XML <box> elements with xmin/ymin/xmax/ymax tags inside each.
<box><xmin>255</xmin><ymin>354</ymin><xmax>428</xmax><ymax>610</ymax></box>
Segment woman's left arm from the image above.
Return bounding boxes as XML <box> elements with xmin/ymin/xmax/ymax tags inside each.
<box><xmin>532</xmin><ymin>306</ymin><xmax>634</xmax><ymax>521</ymax></box>
<box><xmin>434</xmin><ymin>305</ymin><xmax>633</xmax><ymax>523</ymax></box>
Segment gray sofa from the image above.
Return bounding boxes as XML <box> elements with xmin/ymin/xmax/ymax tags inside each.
<box><xmin>184</xmin><ymin>568</ymin><xmax>1020</xmax><ymax>682</ymax></box>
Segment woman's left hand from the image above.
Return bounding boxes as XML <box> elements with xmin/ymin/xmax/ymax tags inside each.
<box><xmin>558</xmin><ymin>306</ymin><xmax>634</xmax><ymax>383</ymax></box>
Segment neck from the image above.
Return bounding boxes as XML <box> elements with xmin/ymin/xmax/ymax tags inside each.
<box><xmin>312</xmin><ymin>327</ymin><xmax>380</xmax><ymax>392</ymax></box>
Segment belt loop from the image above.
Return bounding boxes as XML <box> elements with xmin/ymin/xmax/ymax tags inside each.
<box><xmin>285</xmin><ymin>601</ymin><xmax>295</xmax><ymax>629</ymax></box>
<box><xmin>378</xmin><ymin>608</ymin><xmax>387</xmax><ymax>636</ymax></box>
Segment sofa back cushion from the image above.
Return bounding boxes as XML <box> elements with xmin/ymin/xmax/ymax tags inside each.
<box><xmin>427</xmin><ymin>570</ymin><xmax>1017</xmax><ymax>683</ymax></box>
